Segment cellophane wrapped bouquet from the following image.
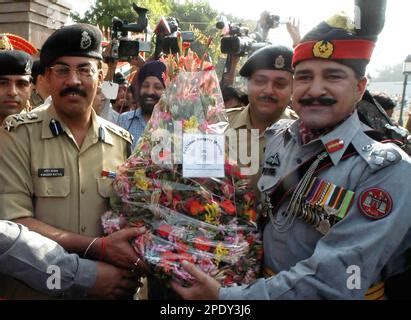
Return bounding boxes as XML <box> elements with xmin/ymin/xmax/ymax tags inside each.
<box><xmin>103</xmin><ymin>50</ymin><xmax>263</xmax><ymax>287</ymax></box>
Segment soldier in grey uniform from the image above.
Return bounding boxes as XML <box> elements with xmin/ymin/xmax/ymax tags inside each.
<box><xmin>0</xmin><ymin>220</ymin><xmax>145</xmax><ymax>299</ymax></box>
<box><xmin>171</xmin><ymin>14</ymin><xmax>411</xmax><ymax>300</ymax></box>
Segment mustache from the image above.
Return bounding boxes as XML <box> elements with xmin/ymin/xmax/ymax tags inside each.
<box><xmin>60</xmin><ymin>87</ymin><xmax>87</xmax><ymax>98</ymax></box>
<box><xmin>257</xmin><ymin>96</ymin><xmax>279</xmax><ymax>103</ymax></box>
<box><xmin>4</xmin><ymin>98</ymin><xmax>21</xmax><ymax>104</ymax></box>
<box><xmin>298</xmin><ymin>97</ymin><xmax>337</xmax><ymax>106</ymax></box>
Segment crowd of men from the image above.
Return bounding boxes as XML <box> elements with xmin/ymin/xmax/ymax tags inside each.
<box><xmin>0</xmin><ymin>8</ymin><xmax>411</xmax><ymax>301</ymax></box>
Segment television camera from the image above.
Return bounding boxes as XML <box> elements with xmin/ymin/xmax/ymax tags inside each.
<box><xmin>216</xmin><ymin>21</ymin><xmax>266</xmax><ymax>56</ymax></box>
<box><xmin>216</xmin><ymin>12</ymin><xmax>282</xmax><ymax>56</ymax></box>
<box><xmin>153</xmin><ymin>16</ymin><xmax>195</xmax><ymax>58</ymax></box>
<box><xmin>108</xmin><ymin>3</ymin><xmax>151</xmax><ymax>62</ymax></box>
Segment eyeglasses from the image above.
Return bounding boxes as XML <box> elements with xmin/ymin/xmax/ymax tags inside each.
<box><xmin>49</xmin><ymin>65</ymin><xmax>97</xmax><ymax>79</ymax></box>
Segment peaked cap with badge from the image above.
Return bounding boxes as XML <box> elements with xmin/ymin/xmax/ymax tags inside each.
<box><xmin>239</xmin><ymin>45</ymin><xmax>293</xmax><ymax>78</ymax></box>
<box><xmin>40</xmin><ymin>23</ymin><xmax>103</xmax><ymax>68</ymax></box>
<box><xmin>292</xmin><ymin>13</ymin><xmax>376</xmax><ymax>77</ymax></box>
<box><xmin>0</xmin><ymin>50</ymin><xmax>33</xmax><ymax>76</ymax></box>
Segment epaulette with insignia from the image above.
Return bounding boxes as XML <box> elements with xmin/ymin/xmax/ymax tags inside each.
<box><xmin>283</xmin><ymin>107</ymin><xmax>299</xmax><ymax>120</ymax></box>
<box><xmin>2</xmin><ymin>112</ymin><xmax>41</xmax><ymax>132</ymax></box>
<box><xmin>353</xmin><ymin>133</ymin><xmax>402</xmax><ymax>172</ymax></box>
<box><xmin>104</xmin><ymin>121</ymin><xmax>133</xmax><ymax>144</ymax></box>
<box><xmin>225</xmin><ymin>106</ymin><xmax>245</xmax><ymax>113</ymax></box>
<box><xmin>266</xmin><ymin>119</ymin><xmax>294</xmax><ymax>132</ymax></box>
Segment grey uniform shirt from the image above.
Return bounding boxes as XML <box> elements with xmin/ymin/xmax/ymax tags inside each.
<box><xmin>0</xmin><ymin>220</ymin><xmax>97</xmax><ymax>298</ymax></box>
<box><xmin>220</xmin><ymin>111</ymin><xmax>411</xmax><ymax>299</ymax></box>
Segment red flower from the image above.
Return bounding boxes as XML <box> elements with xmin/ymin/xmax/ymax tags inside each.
<box><xmin>182</xmin><ymin>41</ymin><xmax>191</xmax><ymax>51</ymax></box>
<box><xmin>193</xmin><ymin>236</ymin><xmax>211</xmax><ymax>252</ymax></box>
<box><xmin>157</xmin><ymin>224</ymin><xmax>172</xmax><ymax>238</ymax></box>
<box><xmin>178</xmin><ymin>252</ymin><xmax>194</xmax><ymax>264</ymax></box>
<box><xmin>161</xmin><ymin>251</ymin><xmax>179</xmax><ymax>261</ymax></box>
<box><xmin>223</xmin><ymin>275</ymin><xmax>234</xmax><ymax>286</ymax></box>
<box><xmin>224</xmin><ymin>163</ymin><xmax>234</xmax><ymax>176</ymax></box>
<box><xmin>244</xmin><ymin>192</ymin><xmax>255</xmax><ymax>203</ymax></box>
<box><xmin>185</xmin><ymin>198</ymin><xmax>205</xmax><ymax>216</ymax></box>
<box><xmin>246</xmin><ymin>209</ymin><xmax>257</xmax><ymax>222</ymax></box>
<box><xmin>246</xmin><ymin>235</ymin><xmax>255</xmax><ymax>246</ymax></box>
<box><xmin>176</xmin><ymin>242</ymin><xmax>190</xmax><ymax>253</ymax></box>
<box><xmin>220</xmin><ymin>199</ymin><xmax>236</xmax><ymax>216</ymax></box>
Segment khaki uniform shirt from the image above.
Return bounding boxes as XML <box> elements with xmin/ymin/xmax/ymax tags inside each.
<box><xmin>226</xmin><ymin>105</ymin><xmax>298</xmax><ymax>191</ymax></box>
<box><xmin>29</xmin><ymin>90</ymin><xmax>45</xmax><ymax>109</ymax></box>
<box><xmin>0</xmin><ymin>104</ymin><xmax>132</xmax><ymax>298</ymax></box>
<box><xmin>0</xmin><ymin>103</ymin><xmax>132</xmax><ymax>235</ymax></box>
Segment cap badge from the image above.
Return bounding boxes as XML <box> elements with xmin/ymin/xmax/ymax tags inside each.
<box><xmin>274</xmin><ymin>55</ymin><xmax>285</xmax><ymax>69</ymax></box>
<box><xmin>25</xmin><ymin>60</ymin><xmax>32</xmax><ymax>74</ymax></box>
<box><xmin>80</xmin><ymin>31</ymin><xmax>92</xmax><ymax>50</ymax></box>
<box><xmin>313</xmin><ymin>40</ymin><xmax>334</xmax><ymax>59</ymax></box>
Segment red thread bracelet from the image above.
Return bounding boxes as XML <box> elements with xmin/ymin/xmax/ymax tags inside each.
<box><xmin>99</xmin><ymin>237</ymin><xmax>106</xmax><ymax>260</ymax></box>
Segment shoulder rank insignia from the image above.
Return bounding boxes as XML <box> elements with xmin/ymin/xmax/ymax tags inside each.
<box><xmin>12</xmin><ymin>114</ymin><xmax>25</xmax><ymax>122</ymax></box>
<box><xmin>105</xmin><ymin>123</ymin><xmax>133</xmax><ymax>144</ymax></box>
<box><xmin>225</xmin><ymin>107</ymin><xmax>244</xmax><ymax>113</ymax></box>
<box><xmin>358</xmin><ymin>188</ymin><xmax>392</xmax><ymax>220</ymax></box>
<box><xmin>266</xmin><ymin>153</ymin><xmax>281</xmax><ymax>167</ymax></box>
<box><xmin>3</xmin><ymin>120</ymin><xmax>14</xmax><ymax>132</ymax></box>
<box><xmin>3</xmin><ymin>113</ymin><xmax>42</xmax><ymax>131</ymax></box>
<box><xmin>26</xmin><ymin>113</ymin><xmax>38</xmax><ymax>120</ymax></box>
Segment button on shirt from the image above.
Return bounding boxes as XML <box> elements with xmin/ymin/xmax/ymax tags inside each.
<box><xmin>118</xmin><ymin>108</ymin><xmax>147</xmax><ymax>151</ymax></box>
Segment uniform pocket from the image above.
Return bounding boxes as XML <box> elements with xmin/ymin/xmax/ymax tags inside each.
<box><xmin>34</xmin><ymin>176</ymin><xmax>70</xmax><ymax>197</ymax></box>
<box><xmin>97</xmin><ymin>177</ymin><xmax>114</xmax><ymax>198</ymax></box>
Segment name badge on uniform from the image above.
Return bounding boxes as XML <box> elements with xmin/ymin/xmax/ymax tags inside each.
<box><xmin>38</xmin><ymin>168</ymin><xmax>64</xmax><ymax>177</ymax></box>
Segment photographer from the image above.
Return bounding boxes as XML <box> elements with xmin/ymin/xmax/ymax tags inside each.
<box><xmin>111</xmin><ymin>72</ymin><xmax>130</xmax><ymax>113</ymax></box>
<box><xmin>152</xmin><ymin>17</ymin><xmax>195</xmax><ymax>60</ymax></box>
<box><xmin>220</xmin><ymin>15</ymin><xmax>300</xmax><ymax>87</ymax></box>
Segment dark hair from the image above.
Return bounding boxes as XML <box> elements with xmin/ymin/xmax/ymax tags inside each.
<box><xmin>31</xmin><ymin>60</ymin><xmax>46</xmax><ymax>85</ymax></box>
<box><xmin>372</xmin><ymin>92</ymin><xmax>396</xmax><ymax>111</ymax></box>
<box><xmin>221</xmin><ymin>85</ymin><xmax>249</xmax><ymax>105</ymax></box>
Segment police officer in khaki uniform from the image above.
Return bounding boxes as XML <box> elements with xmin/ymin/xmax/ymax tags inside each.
<box><xmin>0</xmin><ymin>50</ymin><xmax>32</xmax><ymax>125</ymax></box>
<box><xmin>0</xmin><ymin>24</ymin><xmax>144</xmax><ymax>299</ymax></box>
<box><xmin>172</xmin><ymin>14</ymin><xmax>411</xmax><ymax>300</ymax></box>
<box><xmin>226</xmin><ymin>45</ymin><xmax>297</xmax><ymax>188</ymax></box>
